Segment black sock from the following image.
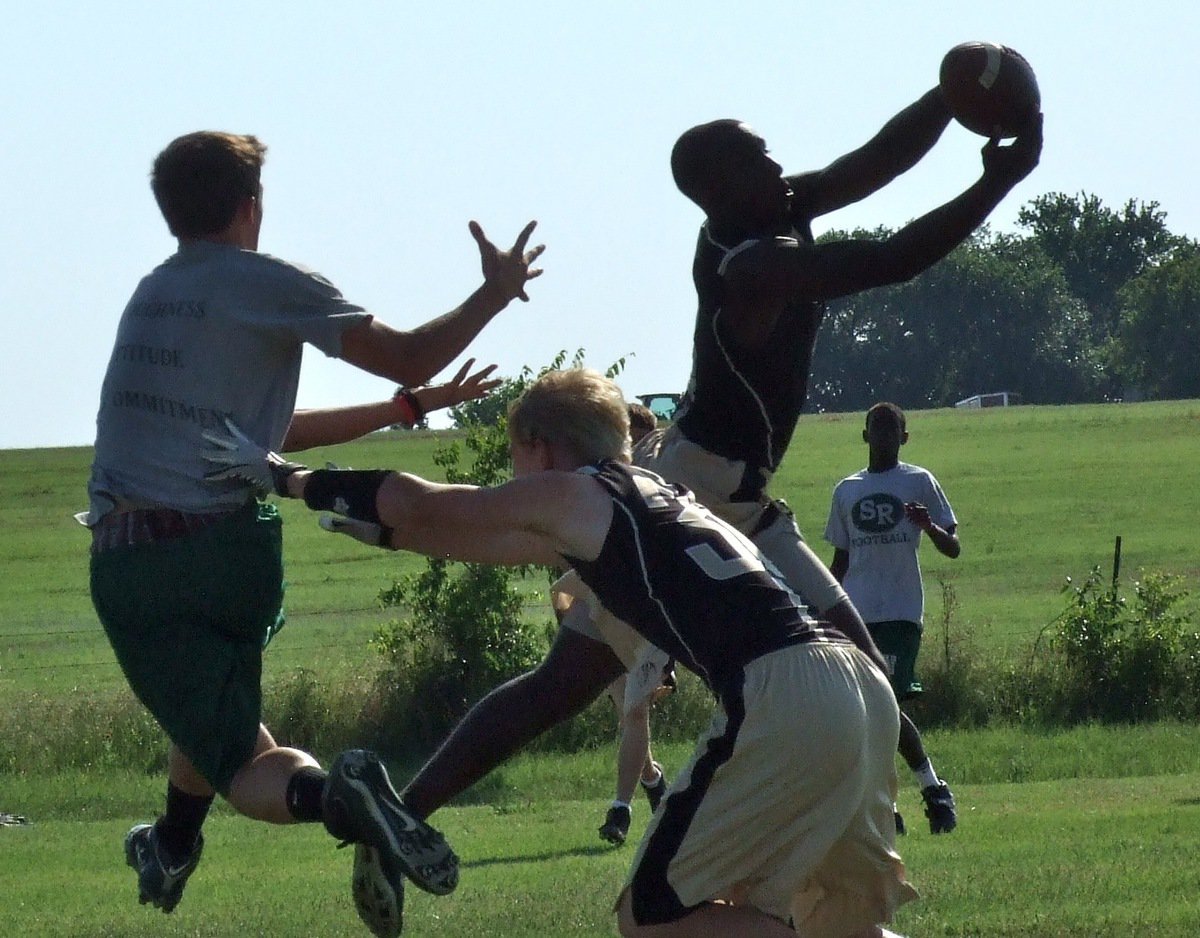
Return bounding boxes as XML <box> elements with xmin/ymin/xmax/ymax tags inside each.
<box><xmin>285</xmin><ymin>766</ymin><xmax>328</xmax><ymax>823</ymax></box>
<box><xmin>156</xmin><ymin>782</ymin><xmax>214</xmax><ymax>859</ymax></box>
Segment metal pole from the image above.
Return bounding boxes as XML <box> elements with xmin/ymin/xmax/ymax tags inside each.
<box><xmin>1111</xmin><ymin>535</ymin><xmax>1122</xmax><ymax>595</ymax></box>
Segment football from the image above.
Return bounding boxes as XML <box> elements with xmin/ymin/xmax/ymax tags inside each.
<box><xmin>939</xmin><ymin>41</ymin><xmax>1040</xmax><ymax>138</ymax></box>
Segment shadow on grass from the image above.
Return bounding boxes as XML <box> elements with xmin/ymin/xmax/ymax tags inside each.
<box><xmin>463</xmin><ymin>844</ymin><xmax>616</xmax><ymax>868</ymax></box>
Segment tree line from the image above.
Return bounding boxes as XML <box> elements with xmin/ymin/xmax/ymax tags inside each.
<box><xmin>807</xmin><ymin>191</ymin><xmax>1200</xmax><ymax>412</ymax></box>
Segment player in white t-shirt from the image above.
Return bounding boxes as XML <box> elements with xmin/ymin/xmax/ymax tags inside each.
<box><xmin>825</xmin><ymin>402</ymin><xmax>961</xmax><ymax>835</ymax></box>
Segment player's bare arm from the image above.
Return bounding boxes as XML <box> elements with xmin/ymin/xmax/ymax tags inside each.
<box><xmin>732</xmin><ymin>114</ymin><xmax>1043</xmax><ymax>311</ymax></box>
<box><xmin>339</xmin><ymin>220</ymin><xmax>545</xmax><ymax>386</ymax></box>
<box><xmin>830</xmin><ymin>547</ymin><xmax>849</xmax><ymax>583</ymax></box>
<box><xmin>280</xmin><ymin>359</ymin><xmax>499</xmax><ymax>452</ymax></box>
<box><xmin>277</xmin><ymin>466</ymin><xmax>613</xmax><ymax>569</ymax></box>
<box><xmin>789</xmin><ymin>87</ymin><xmax>953</xmax><ymax>220</ymax></box>
<box><xmin>904</xmin><ymin>502</ymin><xmax>962</xmax><ymax>559</ymax></box>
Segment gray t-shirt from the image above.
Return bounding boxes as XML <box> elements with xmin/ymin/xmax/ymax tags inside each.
<box><xmin>87</xmin><ymin>241</ymin><xmax>370</xmax><ymax>519</ymax></box>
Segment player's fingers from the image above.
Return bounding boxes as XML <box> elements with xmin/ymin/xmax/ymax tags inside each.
<box><xmin>468</xmin><ymin>362</ymin><xmax>499</xmax><ymax>382</ymax></box>
<box><xmin>450</xmin><ymin>358</ymin><xmax>475</xmax><ymax>383</ymax></box>
<box><xmin>511</xmin><ymin>219</ymin><xmax>538</xmax><ymax>253</ymax></box>
<box><xmin>468</xmin><ymin>220</ymin><xmax>489</xmax><ymax>248</ymax></box>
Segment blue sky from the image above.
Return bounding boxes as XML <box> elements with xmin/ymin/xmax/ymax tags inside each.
<box><xmin>5</xmin><ymin>1</ymin><xmax>1197</xmax><ymax>449</ymax></box>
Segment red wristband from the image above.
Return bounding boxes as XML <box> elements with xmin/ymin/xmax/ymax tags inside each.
<box><xmin>393</xmin><ymin>388</ymin><xmax>425</xmax><ymax>427</ymax></box>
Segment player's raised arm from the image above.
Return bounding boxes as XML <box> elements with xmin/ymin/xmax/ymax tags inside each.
<box><xmin>726</xmin><ymin>114</ymin><xmax>1042</xmax><ymax>308</ymax></box>
<box><xmin>339</xmin><ymin>220</ymin><xmax>545</xmax><ymax>387</ymax></box>
<box><xmin>788</xmin><ymin>87</ymin><xmax>952</xmax><ymax>221</ymax></box>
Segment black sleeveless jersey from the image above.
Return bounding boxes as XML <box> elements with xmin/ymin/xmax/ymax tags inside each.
<box><xmin>563</xmin><ymin>461</ymin><xmax>849</xmax><ymax>695</ymax></box>
<box><xmin>674</xmin><ymin>219</ymin><xmax>824</xmax><ymax>500</ymax></box>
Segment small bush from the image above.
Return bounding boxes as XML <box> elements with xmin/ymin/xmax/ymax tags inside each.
<box><xmin>370</xmin><ymin>565</ymin><xmax>547</xmax><ymax>753</ymax></box>
<box><xmin>1040</xmin><ymin>567</ymin><xmax>1199</xmax><ymax>722</ymax></box>
<box><xmin>263</xmin><ymin>667</ymin><xmax>371</xmax><ymax>757</ymax></box>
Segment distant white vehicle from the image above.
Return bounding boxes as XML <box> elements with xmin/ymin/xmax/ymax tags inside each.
<box><xmin>955</xmin><ymin>391</ymin><xmax>1021</xmax><ymax>409</ymax></box>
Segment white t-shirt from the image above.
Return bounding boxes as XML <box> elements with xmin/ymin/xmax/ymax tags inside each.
<box><xmin>823</xmin><ymin>462</ymin><xmax>956</xmax><ymax>625</ymax></box>
<box><xmin>87</xmin><ymin>241</ymin><xmax>370</xmax><ymax>520</ymax></box>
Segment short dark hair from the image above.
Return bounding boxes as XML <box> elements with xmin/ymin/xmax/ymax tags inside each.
<box><xmin>627</xmin><ymin>402</ymin><xmax>657</xmax><ymax>437</ymax></box>
<box><xmin>670</xmin><ymin>119</ymin><xmax>742</xmax><ymax>206</ymax></box>
<box><xmin>151</xmin><ymin>132</ymin><xmax>266</xmax><ymax>239</ymax></box>
<box><xmin>866</xmin><ymin>401</ymin><xmax>906</xmax><ymax>431</ymax></box>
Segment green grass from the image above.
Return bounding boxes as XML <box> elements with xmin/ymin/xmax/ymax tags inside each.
<box><xmin>4</xmin><ymin>401</ymin><xmax>1200</xmax><ymax>933</ymax></box>
<box><xmin>3</xmin><ymin>401</ymin><xmax>1198</xmax><ymax>700</ymax></box>
<box><xmin>779</xmin><ymin>400</ymin><xmax>1200</xmax><ymax>654</ymax></box>
<box><xmin>4</xmin><ymin>727</ymin><xmax>1200</xmax><ymax>936</ymax></box>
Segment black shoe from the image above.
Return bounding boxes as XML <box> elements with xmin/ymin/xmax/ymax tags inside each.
<box><xmin>598</xmin><ymin>805</ymin><xmax>631</xmax><ymax>845</ymax></box>
<box><xmin>323</xmin><ymin>750</ymin><xmax>458</xmax><ymax>896</ymax></box>
<box><xmin>124</xmin><ymin>823</ymin><xmax>203</xmax><ymax>914</ymax></box>
<box><xmin>351</xmin><ymin>844</ymin><xmax>404</xmax><ymax>938</ymax></box>
<box><xmin>640</xmin><ymin>764</ymin><xmax>667</xmax><ymax>813</ymax></box>
<box><xmin>894</xmin><ymin>810</ymin><xmax>907</xmax><ymax>836</ymax></box>
<box><xmin>921</xmin><ymin>779</ymin><xmax>958</xmax><ymax>834</ymax></box>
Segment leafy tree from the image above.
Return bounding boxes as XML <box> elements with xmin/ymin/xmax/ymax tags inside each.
<box><xmin>1110</xmin><ymin>249</ymin><xmax>1200</xmax><ymax>400</ymax></box>
<box><xmin>1017</xmin><ymin>192</ymin><xmax>1187</xmax><ymax>344</ymax></box>
<box><xmin>809</xmin><ymin>227</ymin><xmax>1101</xmax><ymax>412</ymax></box>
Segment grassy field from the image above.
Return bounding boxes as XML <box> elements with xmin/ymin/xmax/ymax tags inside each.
<box><xmin>3</xmin><ymin>400</ymin><xmax>1197</xmax><ymax>700</ymax></box>
<box><xmin>3</xmin><ymin>402</ymin><xmax>1200</xmax><ymax>935</ymax></box>
<box><xmin>4</xmin><ymin>727</ymin><xmax>1200</xmax><ymax>937</ymax></box>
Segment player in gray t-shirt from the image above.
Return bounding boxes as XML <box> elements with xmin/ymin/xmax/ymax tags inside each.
<box><xmin>87</xmin><ymin>130</ymin><xmax>543</xmax><ymax>936</ymax></box>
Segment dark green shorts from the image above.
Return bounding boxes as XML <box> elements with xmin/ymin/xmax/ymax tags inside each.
<box><xmin>866</xmin><ymin>619</ymin><xmax>923</xmax><ymax>701</ymax></box>
<box><xmin>90</xmin><ymin>501</ymin><xmax>284</xmax><ymax>794</ymax></box>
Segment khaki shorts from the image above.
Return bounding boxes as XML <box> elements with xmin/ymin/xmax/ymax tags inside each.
<box><xmin>633</xmin><ymin>426</ymin><xmax>847</xmax><ymax>615</ymax></box>
<box><xmin>90</xmin><ymin>500</ymin><xmax>284</xmax><ymax>794</ymax></box>
<box><xmin>622</xmin><ymin>641</ymin><xmax>917</xmax><ymax>934</ymax></box>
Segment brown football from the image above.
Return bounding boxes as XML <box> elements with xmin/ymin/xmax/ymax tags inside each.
<box><xmin>939</xmin><ymin>41</ymin><xmax>1040</xmax><ymax>138</ymax></box>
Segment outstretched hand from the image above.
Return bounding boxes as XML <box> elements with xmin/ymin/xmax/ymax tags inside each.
<box><xmin>412</xmin><ymin>358</ymin><xmax>501</xmax><ymax>415</ymax></box>
<box><xmin>201</xmin><ymin>416</ymin><xmax>306</xmax><ymax>496</ymax></box>
<box><xmin>470</xmin><ymin>219</ymin><xmax>545</xmax><ymax>304</ymax></box>
<box><xmin>981</xmin><ymin>112</ymin><xmax>1043</xmax><ymax>187</ymax></box>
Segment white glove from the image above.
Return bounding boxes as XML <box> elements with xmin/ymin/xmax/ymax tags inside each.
<box><xmin>202</xmin><ymin>416</ymin><xmax>305</xmax><ymax>496</ymax></box>
<box><xmin>318</xmin><ymin>514</ymin><xmax>393</xmax><ymax>548</ymax></box>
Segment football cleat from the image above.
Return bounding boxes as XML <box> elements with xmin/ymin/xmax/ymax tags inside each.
<box><xmin>124</xmin><ymin>822</ymin><xmax>203</xmax><ymax>914</ymax></box>
<box><xmin>351</xmin><ymin>844</ymin><xmax>404</xmax><ymax>938</ymax></box>
<box><xmin>598</xmin><ymin>804</ymin><xmax>632</xmax><ymax>845</ymax></box>
<box><xmin>894</xmin><ymin>810</ymin><xmax>907</xmax><ymax>836</ymax></box>
<box><xmin>323</xmin><ymin>749</ymin><xmax>458</xmax><ymax>896</ymax></box>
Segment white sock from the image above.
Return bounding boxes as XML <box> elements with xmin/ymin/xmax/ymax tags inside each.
<box><xmin>611</xmin><ymin>800</ymin><xmax>631</xmax><ymax>811</ymax></box>
<box><xmin>913</xmin><ymin>759</ymin><xmax>940</xmax><ymax>790</ymax></box>
<box><xmin>640</xmin><ymin>766</ymin><xmax>663</xmax><ymax>787</ymax></box>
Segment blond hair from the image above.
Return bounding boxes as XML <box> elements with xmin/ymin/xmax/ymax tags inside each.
<box><xmin>508</xmin><ymin>369</ymin><xmax>630</xmax><ymax>463</ymax></box>
<box><xmin>151</xmin><ymin>131</ymin><xmax>267</xmax><ymax>239</ymax></box>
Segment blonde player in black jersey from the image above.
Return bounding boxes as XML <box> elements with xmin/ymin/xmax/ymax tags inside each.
<box><xmin>205</xmin><ymin>368</ymin><xmax>914</xmax><ymax>937</ymax></box>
